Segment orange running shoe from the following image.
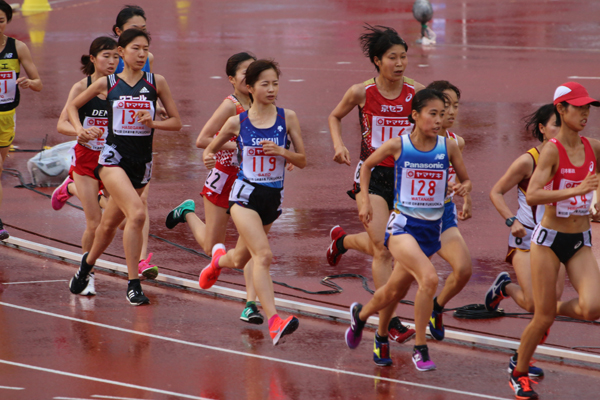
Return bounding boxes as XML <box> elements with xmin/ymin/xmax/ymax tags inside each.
<box><xmin>199</xmin><ymin>244</ymin><xmax>226</xmax><ymax>289</ymax></box>
<box><xmin>269</xmin><ymin>315</ymin><xmax>299</xmax><ymax>346</ymax></box>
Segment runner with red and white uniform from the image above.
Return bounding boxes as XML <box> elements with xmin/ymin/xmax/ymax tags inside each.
<box><xmin>510</xmin><ymin>82</ymin><xmax>600</xmax><ymax>400</ymax></box>
<box><xmin>327</xmin><ymin>25</ymin><xmax>423</xmax><ymax>357</ymax></box>
<box><xmin>165</xmin><ymin>53</ymin><xmax>264</xmax><ymax>324</ymax></box>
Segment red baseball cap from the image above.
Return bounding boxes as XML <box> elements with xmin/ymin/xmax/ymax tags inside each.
<box><xmin>553</xmin><ymin>82</ymin><xmax>600</xmax><ymax>106</ymax></box>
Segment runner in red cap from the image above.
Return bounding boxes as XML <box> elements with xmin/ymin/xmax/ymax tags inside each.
<box><xmin>509</xmin><ymin>82</ymin><xmax>600</xmax><ymax>399</ymax></box>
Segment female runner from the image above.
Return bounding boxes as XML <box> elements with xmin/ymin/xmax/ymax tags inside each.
<box><xmin>0</xmin><ymin>0</ymin><xmax>42</xmax><ymax>240</ymax></box>
<box><xmin>66</xmin><ymin>29</ymin><xmax>181</xmax><ymax>305</ymax></box>
<box><xmin>165</xmin><ymin>52</ymin><xmax>264</xmax><ymax>323</ymax></box>
<box><xmin>53</xmin><ymin>37</ymin><xmax>119</xmax><ymax>294</ymax></box>
<box><xmin>201</xmin><ymin>59</ymin><xmax>306</xmax><ymax>345</ymax></box>
<box><xmin>423</xmin><ymin>80</ymin><xmax>472</xmax><ymax>340</ymax></box>
<box><xmin>509</xmin><ymin>82</ymin><xmax>600</xmax><ymax>399</ymax></box>
<box><xmin>327</xmin><ymin>25</ymin><xmax>423</xmax><ymax>344</ymax></box>
<box><xmin>345</xmin><ymin>89</ymin><xmax>471</xmax><ymax>369</ymax></box>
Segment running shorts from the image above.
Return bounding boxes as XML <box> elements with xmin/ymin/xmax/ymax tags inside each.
<box><xmin>348</xmin><ymin>163</ymin><xmax>394</xmax><ymax>210</ymax></box>
<box><xmin>200</xmin><ymin>164</ymin><xmax>238</xmax><ymax>209</ymax></box>
<box><xmin>0</xmin><ymin>109</ymin><xmax>16</xmax><ymax>148</ymax></box>
<box><xmin>69</xmin><ymin>143</ymin><xmax>104</xmax><ymax>189</ymax></box>
<box><xmin>96</xmin><ymin>145</ymin><xmax>152</xmax><ymax>189</ymax></box>
<box><xmin>531</xmin><ymin>224</ymin><xmax>592</xmax><ymax>264</ymax></box>
<box><xmin>228</xmin><ymin>179</ymin><xmax>283</xmax><ymax>226</ymax></box>
<box><xmin>384</xmin><ymin>211</ymin><xmax>443</xmax><ymax>257</ymax></box>
<box><xmin>441</xmin><ymin>201</ymin><xmax>458</xmax><ymax>233</ymax></box>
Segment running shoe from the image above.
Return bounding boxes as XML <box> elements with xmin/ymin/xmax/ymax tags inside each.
<box><xmin>326</xmin><ymin>225</ymin><xmax>346</xmax><ymax>266</ymax></box>
<box><xmin>69</xmin><ymin>253</ymin><xmax>93</xmax><ymax>294</ymax></box>
<box><xmin>508</xmin><ymin>354</ymin><xmax>544</xmax><ymax>377</ymax></box>
<box><xmin>240</xmin><ymin>303</ymin><xmax>264</xmax><ymax>325</ymax></box>
<box><xmin>138</xmin><ymin>253</ymin><xmax>159</xmax><ymax>280</ymax></box>
<box><xmin>345</xmin><ymin>302</ymin><xmax>365</xmax><ymax>349</ymax></box>
<box><xmin>80</xmin><ymin>272</ymin><xmax>96</xmax><ymax>296</ymax></box>
<box><xmin>388</xmin><ymin>316</ymin><xmax>416</xmax><ymax>344</ymax></box>
<box><xmin>199</xmin><ymin>244</ymin><xmax>226</xmax><ymax>289</ymax></box>
<box><xmin>0</xmin><ymin>218</ymin><xmax>8</xmax><ymax>241</ymax></box>
<box><xmin>51</xmin><ymin>176</ymin><xmax>74</xmax><ymax>211</ymax></box>
<box><xmin>509</xmin><ymin>374</ymin><xmax>538</xmax><ymax>399</ymax></box>
<box><xmin>428</xmin><ymin>310</ymin><xmax>445</xmax><ymax>341</ymax></box>
<box><xmin>485</xmin><ymin>271</ymin><xmax>511</xmax><ymax>312</ymax></box>
<box><xmin>269</xmin><ymin>315</ymin><xmax>299</xmax><ymax>346</ymax></box>
<box><xmin>373</xmin><ymin>336</ymin><xmax>393</xmax><ymax>366</ymax></box>
<box><xmin>165</xmin><ymin>199</ymin><xmax>195</xmax><ymax>229</ymax></box>
<box><xmin>126</xmin><ymin>283</ymin><xmax>150</xmax><ymax>306</ymax></box>
<box><xmin>412</xmin><ymin>346</ymin><xmax>436</xmax><ymax>371</ymax></box>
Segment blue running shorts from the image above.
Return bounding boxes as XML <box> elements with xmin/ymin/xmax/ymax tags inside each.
<box><xmin>385</xmin><ymin>212</ymin><xmax>442</xmax><ymax>257</ymax></box>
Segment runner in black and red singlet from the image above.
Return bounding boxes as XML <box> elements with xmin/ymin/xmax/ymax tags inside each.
<box><xmin>327</xmin><ymin>25</ymin><xmax>423</xmax><ymax>350</ymax></box>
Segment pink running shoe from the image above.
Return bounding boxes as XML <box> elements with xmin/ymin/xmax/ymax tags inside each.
<box><xmin>199</xmin><ymin>244</ymin><xmax>226</xmax><ymax>289</ymax></box>
<box><xmin>138</xmin><ymin>253</ymin><xmax>159</xmax><ymax>280</ymax></box>
<box><xmin>51</xmin><ymin>176</ymin><xmax>74</xmax><ymax>210</ymax></box>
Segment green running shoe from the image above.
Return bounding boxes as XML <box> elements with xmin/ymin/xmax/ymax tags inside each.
<box><xmin>165</xmin><ymin>199</ymin><xmax>195</xmax><ymax>229</ymax></box>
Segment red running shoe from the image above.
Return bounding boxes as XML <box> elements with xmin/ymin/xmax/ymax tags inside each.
<box><xmin>388</xmin><ymin>316</ymin><xmax>416</xmax><ymax>344</ymax></box>
<box><xmin>199</xmin><ymin>244</ymin><xmax>226</xmax><ymax>289</ymax></box>
<box><xmin>269</xmin><ymin>315</ymin><xmax>299</xmax><ymax>346</ymax></box>
<box><xmin>326</xmin><ymin>225</ymin><xmax>346</xmax><ymax>266</ymax></box>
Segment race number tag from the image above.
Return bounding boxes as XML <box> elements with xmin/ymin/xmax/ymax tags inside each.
<box><xmin>229</xmin><ymin>179</ymin><xmax>255</xmax><ymax>203</ymax></box>
<box><xmin>0</xmin><ymin>71</ymin><xmax>17</xmax><ymax>105</ymax></box>
<box><xmin>98</xmin><ymin>145</ymin><xmax>122</xmax><ymax>166</ymax></box>
<box><xmin>556</xmin><ymin>179</ymin><xmax>592</xmax><ymax>217</ymax></box>
<box><xmin>400</xmin><ymin>168</ymin><xmax>446</xmax><ymax>208</ymax></box>
<box><xmin>204</xmin><ymin>168</ymin><xmax>229</xmax><ymax>194</ymax></box>
<box><xmin>371</xmin><ymin>116</ymin><xmax>411</xmax><ymax>148</ymax></box>
<box><xmin>242</xmin><ymin>146</ymin><xmax>285</xmax><ymax>183</ymax></box>
<box><xmin>82</xmin><ymin>116</ymin><xmax>109</xmax><ymax>151</ymax></box>
<box><xmin>445</xmin><ymin>165</ymin><xmax>456</xmax><ymax>202</ymax></box>
<box><xmin>112</xmin><ymin>100</ymin><xmax>155</xmax><ymax>136</ymax></box>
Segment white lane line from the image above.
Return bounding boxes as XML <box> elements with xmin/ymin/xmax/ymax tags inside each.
<box><xmin>0</xmin><ymin>385</ymin><xmax>25</xmax><ymax>390</ymax></box>
<box><xmin>3</xmin><ymin>280</ymin><xmax>68</xmax><ymax>285</ymax></box>
<box><xmin>54</xmin><ymin>397</ymin><xmax>95</xmax><ymax>400</ymax></box>
<box><xmin>92</xmin><ymin>395</ymin><xmax>151</xmax><ymax>400</ymax></box>
<box><xmin>0</xmin><ymin>360</ymin><xmax>211</xmax><ymax>400</ymax></box>
<box><xmin>336</xmin><ymin>61</ymin><xmax>352</xmax><ymax>64</ymax></box>
<box><xmin>209</xmin><ymin>76</ymin><xmax>222</xmax><ymax>79</ymax></box>
<box><xmin>568</xmin><ymin>76</ymin><xmax>600</xmax><ymax>80</ymax></box>
<box><xmin>288</xmin><ymin>79</ymin><xmax>304</xmax><ymax>82</ymax></box>
<box><xmin>0</xmin><ymin>302</ymin><xmax>510</xmax><ymax>400</ymax></box>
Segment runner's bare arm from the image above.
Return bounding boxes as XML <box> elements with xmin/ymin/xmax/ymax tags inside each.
<box><xmin>57</xmin><ymin>79</ymin><xmax>87</xmax><ymax>136</ymax></box>
<box><xmin>328</xmin><ymin>83</ymin><xmax>366</xmax><ymax>165</ymax></box>
<box><xmin>414</xmin><ymin>80</ymin><xmax>425</xmax><ymax>93</ymax></box>
<box><xmin>66</xmin><ymin>78</ymin><xmax>108</xmax><ymax>136</ymax></box>
<box><xmin>139</xmin><ymin>74</ymin><xmax>181</xmax><ymax>131</ymax></box>
<box><xmin>196</xmin><ymin>99</ymin><xmax>237</xmax><ymax>151</ymax></box>
<box><xmin>15</xmin><ymin>40</ymin><xmax>42</xmax><ymax>91</ymax></box>
<box><xmin>261</xmin><ymin>109</ymin><xmax>306</xmax><ymax>169</ymax></box>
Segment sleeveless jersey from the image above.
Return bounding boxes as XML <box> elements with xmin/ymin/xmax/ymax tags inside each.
<box><xmin>515</xmin><ymin>147</ymin><xmax>544</xmax><ymax>229</ymax></box>
<box><xmin>394</xmin><ymin>135</ymin><xmax>449</xmax><ymax>220</ymax></box>
<box><xmin>359</xmin><ymin>76</ymin><xmax>415</xmax><ymax>167</ymax></box>
<box><xmin>78</xmin><ymin>76</ymin><xmax>109</xmax><ymax>151</ymax></box>
<box><xmin>116</xmin><ymin>57</ymin><xmax>150</xmax><ymax>74</ymax></box>
<box><xmin>237</xmin><ymin>107</ymin><xmax>287</xmax><ymax>189</ymax></box>
<box><xmin>0</xmin><ymin>37</ymin><xmax>20</xmax><ymax>112</ymax></box>
<box><xmin>547</xmin><ymin>136</ymin><xmax>595</xmax><ymax>218</ymax></box>
<box><xmin>445</xmin><ymin>131</ymin><xmax>458</xmax><ymax>203</ymax></box>
<box><xmin>106</xmin><ymin>72</ymin><xmax>157</xmax><ymax>162</ymax></box>
<box><xmin>215</xmin><ymin>95</ymin><xmax>245</xmax><ymax>168</ymax></box>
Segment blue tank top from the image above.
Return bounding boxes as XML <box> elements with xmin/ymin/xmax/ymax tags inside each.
<box><xmin>394</xmin><ymin>134</ymin><xmax>449</xmax><ymax>220</ymax></box>
<box><xmin>116</xmin><ymin>57</ymin><xmax>150</xmax><ymax>74</ymax></box>
<box><xmin>237</xmin><ymin>107</ymin><xmax>288</xmax><ymax>189</ymax></box>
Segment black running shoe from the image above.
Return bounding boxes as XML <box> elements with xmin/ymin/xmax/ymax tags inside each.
<box><xmin>69</xmin><ymin>253</ymin><xmax>93</xmax><ymax>294</ymax></box>
<box><xmin>0</xmin><ymin>218</ymin><xmax>9</xmax><ymax>241</ymax></box>
<box><xmin>126</xmin><ymin>284</ymin><xmax>150</xmax><ymax>306</ymax></box>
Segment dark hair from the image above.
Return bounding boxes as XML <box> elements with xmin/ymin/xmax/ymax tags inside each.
<box><xmin>245</xmin><ymin>59</ymin><xmax>281</xmax><ymax>102</ymax></box>
<box><xmin>408</xmin><ymin>89</ymin><xmax>448</xmax><ymax>124</ymax></box>
<box><xmin>524</xmin><ymin>104</ymin><xmax>559</xmax><ymax>142</ymax></box>
<box><xmin>359</xmin><ymin>24</ymin><xmax>408</xmax><ymax>72</ymax></box>
<box><xmin>118</xmin><ymin>28</ymin><xmax>151</xmax><ymax>49</ymax></box>
<box><xmin>80</xmin><ymin>37</ymin><xmax>118</xmax><ymax>76</ymax></box>
<box><xmin>113</xmin><ymin>5</ymin><xmax>146</xmax><ymax>36</ymax></box>
<box><xmin>226</xmin><ymin>52</ymin><xmax>257</xmax><ymax>78</ymax></box>
<box><xmin>553</xmin><ymin>101</ymin><xmax>571</xmax><ymax>130</ymax></box>
<box><xmin>0</xmin><ymin>0</ymin><xmax>12</xmax><ymax>22</ymax></box>
<box><xmin>426</xmin><ymin>80</ymin><xmax>461</xmax><ymax>100</ymax></box>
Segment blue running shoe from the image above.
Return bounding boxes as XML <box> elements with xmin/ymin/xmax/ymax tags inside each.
<box><xmin>508</xmin><ymin>353</ymin><xmax>544</xmax><ymax>377</ymax></box>
<box><xmin>373</xmin><ymin>336</ymin><xmax>392</xmax><ymax>366</ymax></box>
<box><xmin>428</xmin><ymin>310</ymin><xmax>444</xmax><ymax>341</ymax></box>
<box><xmin>485</xmin><ymin>272</ymin><xmax>511</xmax><ymax>312</ymax></box>
<box><xmin>345</xmin><ymin>302</ymin><xmax>365</xmax><ymax>349</ymax></box>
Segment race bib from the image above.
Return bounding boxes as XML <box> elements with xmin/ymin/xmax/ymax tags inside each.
<box><xmin>400</xmin><ymin>168</ymin><xmax>446</xmax><ymax>208</ymax></box>
<box><xmin>99</xmin><ymin>145</ymin><xmax>122</xmax><ymax>166</ymax></box>
<box><xmin>556</xmin><ymin>179</ymin><xmax>592</xmax><ymax>217</ymax></box>
<box><xmin>82</xmin><ymin>116</ymin><xmax>108</xmax><ymax>151</ymax></box>
<box><xmin>242</xmin><ymin>146</ymin><xmax>285</xmax><ymax>183</ymax></box>
<box><xmin>229</xmin><ymin>179</ymin><xmax>255</xmax><ymax>203</ymax></box>
<box><xmin>0</xmin><ymin>71</ymin><xmax>17</xmax><ymax>105</ymax></box>
<box><xmin>112</xmin><ymin>100</ymin><xmax>154</xmax><ymax>136</ymax></box>
<box><xmin>371</xmin><ymin>116</ymin><xmax>411</xmax><ymax>148</ymax></box>
<box><xmin>445</xmin><ymin>165</ymin><xmax>456</xmax><ymax>202</ymax></box>
<box><xmin>204</xmin><ymin>168</ymin><xmax>229</xmax><ymax>195</ymax></box>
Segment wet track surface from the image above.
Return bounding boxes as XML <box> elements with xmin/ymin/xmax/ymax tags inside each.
<box><xmin>1</xmin><ymin>0</ymin><xmax>600</xmax><ymax>398</ymax></box>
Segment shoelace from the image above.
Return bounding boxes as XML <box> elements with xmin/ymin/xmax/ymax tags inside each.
<box><xmin>517</xmin><ymin>376</ymin><xmax>538</xmax><ymax>392</ymax></box>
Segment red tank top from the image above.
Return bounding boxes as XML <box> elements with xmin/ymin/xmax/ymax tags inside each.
<box><xmin>548</xmin><ymin>136</ymin><xmax>596</xmax><ymax>217</ymax></box>
<box><xmin>359</xmin><ymin>77</ymin><xmax>415</xmax><ymax>167</ymax></box>
<box><xmin>215</xmin><ymin>95</ymin><xmax>245</xmax><ymax>169</ymax></box>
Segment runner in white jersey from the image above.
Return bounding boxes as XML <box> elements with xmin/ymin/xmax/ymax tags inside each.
<box><xmin>65</xmin><ymin>29</ymin><xmax>182</xmax><ymax>306</ymax></box>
